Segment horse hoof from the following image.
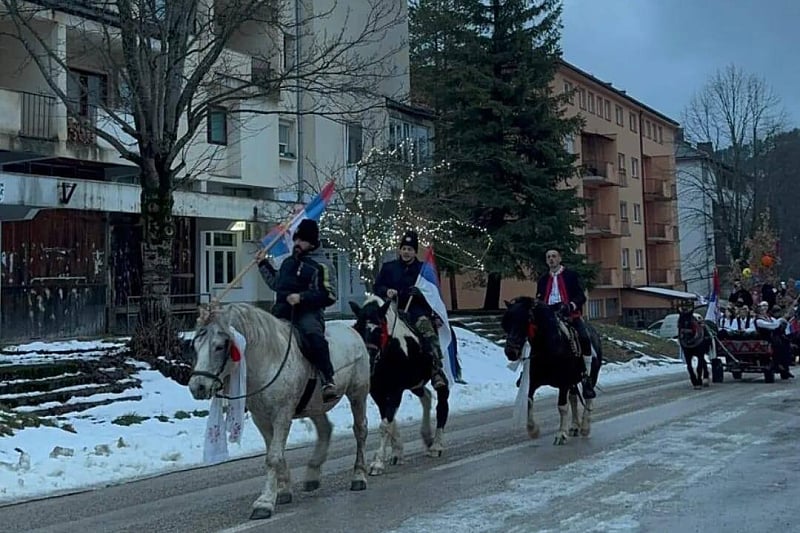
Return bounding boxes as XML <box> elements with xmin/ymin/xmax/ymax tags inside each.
<box><xmin>303</xmin><ymin>480</ymin><xmax>320</xmax><ymax>492</ymax></box>
<box><xmin>568</xmin><ymin>428</ymin><xmax>580</xmax><ymax>437</ymax></box>
<box><xmin>250</xmin><ymin>508</ymin><xmax>273</xmax><ymax>520</ymax></box>
<box><xmin>350</xmin><ymin>479</ymin><xmax>367</xmax><ymax>491</ymax></box>
<box><xmin>527</xmin><ymin>426</ymin><xmax>540</xmax><ymax>439</ymax></box>
<box><xmin>426</xmin><ymin>448</ymin><xmax>443</xmax><ymax>458</ymax></box>
<box><xmin>693</xmin><ymin>385</ymin><xmax>702</xmax><ymax>390</ymax></box>
<box><xmin>553</xmin><ymin>435</ymin><xmax>567</xmax><ymax>445</ymax></box>
<box><xmin>368</xmin><ymin>465</ymin><xmax>384</xmax><ymax>476</ymax></box>
<box><xmin>580</xmin><ymin>427</ymin><xmax>591</xmax><ymax>437</ymax></box>
<box><xmin>276</xmin><ymin>492</ymin><xmax>292</xmax><ymax>505</ymax></box>
<box><xmin>390</xmin><ymin>455</ymin><xmax>404</xmax><ymax>465</ymax></box>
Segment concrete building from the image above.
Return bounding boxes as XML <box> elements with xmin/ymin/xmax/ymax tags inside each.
<box><xmin>0</xmin><ymin>0</ymin><xmax>413</xmax><ymax>341</ymax></box>
<box><xmin>441</xmin><ymin>60</ymin><xmax>689</xmax><ymax>327</ymax></box>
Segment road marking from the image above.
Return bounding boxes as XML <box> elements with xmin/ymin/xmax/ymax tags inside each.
<box><xmin>216</xmin><ymin>511</ymin><xmax>298</xmax><ymax>533</ymax></box>
<box><xmin>430</xmin><ymin>441</ymin><xmax>531</xmax><ymax>472</ymax></box>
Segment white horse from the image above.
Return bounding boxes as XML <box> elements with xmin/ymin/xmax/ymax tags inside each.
<box><xmin>188</xmin><ymin>303</ymin><xmax>370</xmax><ymax>520</ymax></box>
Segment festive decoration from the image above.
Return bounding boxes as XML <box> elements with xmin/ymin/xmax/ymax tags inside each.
<box><xmin>743</xmin><ymin>210</ymin><xmax>781</xmax><ymax>286</ymax></box>
<box><xmin>760</xmin><ymin>254</ymin><xmax>774</xmax><ymax>268</ymax></box>
<box><xmin>742</xmin><ymin>267</ymin><xmax>752</xmax><ymax>278</ymax></box>
<box><xmin>321</xmin><ymin>142</ymin><xmax>492</xmax><ymax>287</ymax></box>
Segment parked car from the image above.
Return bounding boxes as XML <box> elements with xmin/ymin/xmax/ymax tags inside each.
<box><xmin>646</xmin><ymin>312</ymin><xmax>704</xmax><ymax>339</ymax></box>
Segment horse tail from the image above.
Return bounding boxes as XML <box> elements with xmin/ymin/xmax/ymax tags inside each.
<box><xmin>587</xmin><ymin>323</ymin><xmax>603</xmax><ymax>365</ymax></box>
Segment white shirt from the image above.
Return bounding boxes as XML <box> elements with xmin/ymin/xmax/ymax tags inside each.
<box><xmin>755</xmin><ymin>315</ymin><xmax>786</xmax><ymax>331</ymax></box>
<box><xmin>547</xmin><ymin>268</ymin><xmax>564</xmax><ymax>305</ymax></box>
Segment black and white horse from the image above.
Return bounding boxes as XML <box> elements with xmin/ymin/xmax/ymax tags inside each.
<box><xmin>350</xmin><ymin>295</ymin><xmax>450</xmax><ymax>475</ymax></box>
<box><xmin>677</xmin><ymin>308</ymin><xmax>712</xmax><ymax>389</ymax></box>
<box><xmin>501</xmin><ymin>297</ymin><xmax>602</xmax><ymax>445</ymax></box>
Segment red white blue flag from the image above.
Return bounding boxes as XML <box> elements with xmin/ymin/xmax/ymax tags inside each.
<box><xmin>416</xmin><ymin>246</ymin><xmax>456</xmax><ymax>384</ymax></box>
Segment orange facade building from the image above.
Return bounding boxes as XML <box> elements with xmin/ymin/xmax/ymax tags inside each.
<box><xmin>441</xmin><ymin>61</ymin><xmax>686</xmax><ymax>326</ymax></box>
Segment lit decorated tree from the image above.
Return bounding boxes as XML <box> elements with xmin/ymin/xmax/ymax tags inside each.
<box><xmin>742</xmin><ymin>209</ymin><xmax>781</xmax><ymax>286</ymax></box>
<box><xmin>322</xmin><ymin>144</ymin><xmax>492</xmax><ymax>289</ymax></box>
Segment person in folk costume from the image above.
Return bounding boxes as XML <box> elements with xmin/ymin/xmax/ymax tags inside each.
<box><xmin>373</xmin><ymin>230</ymin><xmax>449</xmax><ymax>391</ymax></box>
<box><xmin>256</xmin><ymin>219</ymin><xmax>339</xmax><ymax>402</ymax></box>
<box><xmin>535</xmin><ymin>248</ymin><xmax>596</xmax><ymax>399</ymax></box>
<box><xmin>754</xmin><ymin>300</ymin><xmax>794</xmax><ymax>378</ymax></box>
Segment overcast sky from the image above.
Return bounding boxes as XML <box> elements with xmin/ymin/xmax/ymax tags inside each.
<box><xmin>560</xmin><ymin>0</ymin><xmax>800</xmax><ymax>129</ymax></box>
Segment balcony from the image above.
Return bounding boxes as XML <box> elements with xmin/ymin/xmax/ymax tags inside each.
<box><xmin>581</xmin><ymin>160</ymin><xmax>619</xmax><ymax>187</ymax></box>
<box><xmin>622</xmin><ymin>268</ymin><xmax>633</xmax><ymax>288</ymax></box>
<box><xmin>646</xmin><ymin>223</ymin><xmax>676</xmax><ymax>243</ymax></box>
<box><xmin>597</xmin><ymin>268</ymin><xmax>620</xmax><ymax>288</ymax></box>
<box><xmin>649</xmin><ymin>268</ymin><xmax>677</xmax><ymax>286</ymax></box>
<box><xmin>643</xmin><ymin>178</ymin><xmax>675</xmax><ymax>201</ymax></box>
<box><xmin>586</xmin><ymin>213</ymin><xmax>622</xmax><ymax>238</ymax></box>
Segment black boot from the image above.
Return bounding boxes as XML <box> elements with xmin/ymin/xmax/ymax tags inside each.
<box><xmin>320</xmin><ymin>374</ymin><xmax>338</xmax><ymax>402</ymax></box>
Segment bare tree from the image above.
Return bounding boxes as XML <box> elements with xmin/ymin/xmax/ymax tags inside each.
<box><xmin>0</xmin><ymin>0</ymin><xmax>405</xmax><ymax>348</ymax></box>
<box><xmin>321</xmin><ymin>145</ymin><xmax>491</xmax><ymax>290</ymax></box>
<box><xmin>681</xmin><ymin>64</ymin><xmax>787</xmax><ymax>265</ymax></box>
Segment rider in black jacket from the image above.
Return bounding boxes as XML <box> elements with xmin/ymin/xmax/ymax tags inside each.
<box><xmin>373</xmin><ymin>231</ymin><xmax>448</xmax><ymax>390</ymax></box>
<box><xmin>257</xmin><ymin>219</ymin><xmax>339</xmax><ymax>402</ymax></box>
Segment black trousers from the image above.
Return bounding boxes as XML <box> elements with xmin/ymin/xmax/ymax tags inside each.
<box><xmin>294</xmin><ymin>311</ymin><xmax>335</xmax><ymax>381</ymax></box>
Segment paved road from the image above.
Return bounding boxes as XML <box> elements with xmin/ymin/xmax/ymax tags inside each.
<box><xmin>0</xmin><ymin>372</ymin><xmax>797</xmax><ymax>533</ymax></box>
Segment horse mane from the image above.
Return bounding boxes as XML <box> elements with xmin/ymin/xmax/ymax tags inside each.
<box><xmin>197</xmin><ymin>302</ymin><xmax>295</xmax><ymax>358</ymax></box>
<box><xmin>362</xmin><ymin>294</ymin><xmax>418</xmax><ymax>341</ymax></box>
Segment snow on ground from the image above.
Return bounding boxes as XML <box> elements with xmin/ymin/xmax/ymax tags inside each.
<box><xmin>0</xmin><ymin>323</ymin><xmax>684</xmax><ymax>504</ymax></box>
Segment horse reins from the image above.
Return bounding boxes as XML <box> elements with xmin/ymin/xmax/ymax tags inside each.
<box><xmin>191</xmin><ymin>307</ymin><xmax>297</xmax><ymax>401</ymax></box>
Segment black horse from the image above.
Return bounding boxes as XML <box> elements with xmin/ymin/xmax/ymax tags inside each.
<box><xmin>501</xmin><ymin>297</ymin><xmax>602</xmax><ymax>445</ymax></box>
<box><xmin>677</xmin><ymin>307</ymin><xmax>712</xmax><ymax>389</ymax></box>
<box><xmin>349</xmin><ymin>295</ymin><xmax>450</xmax><ymax>476</ymax></box>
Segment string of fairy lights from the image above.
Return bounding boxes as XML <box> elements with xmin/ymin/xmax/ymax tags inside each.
<box><xmin>322</xmin><ymin>141</ymin><xmax>492</xmax><ymax>283</ymax></box>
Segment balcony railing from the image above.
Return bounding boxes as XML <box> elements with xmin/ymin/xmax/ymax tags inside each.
<box><xmin>597</xmin><ymin>268</ymin><xmax>620</xmax><ymax>287</ymax></box>
<box><xmin>649</xmin><ymin>268</ymin><xmax>673</xmax><ymax>285</ymax></box>
<box><xmin>622</xmin><ymin>268</ymin><xmax>633</xmax><ymax>287</ymax></box>
<box><xmin>643</xmin><ymin>178</ymin><xmax>673</xmax><ymax>200</ymax></box>
<box><xmin>582</xmin><ymin>160</ymin><xmax>618</xmax><ymax>186</ymax></box>
<box><xmin>20</xmin><ymin>91</ymin><xmax>56</xmax><ymax>140</ymax></box>
<box><xmin>646</xmin><ymin>223</ymin><xmax>674</xmax><ymax>242</ymax></box>
<box><xmin>586</xmin><ymin>213</ymin><xmax>621</xmax><ymax>237</ymax></box>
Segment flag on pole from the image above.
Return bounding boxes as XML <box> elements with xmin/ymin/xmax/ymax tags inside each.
<box><xmin>705</xmin><ymin>267</ymin><xmax>721</xmax><ymax>324</ymax></box>
<box><xmin>261</xmin><ymin>181</ymin><xmax>336</xmax><ymax>263</ymax></box>
<box><xmin>416</xmin><ymin>246</ymin><xmax>456</xmax><ymax>385</ymax></box>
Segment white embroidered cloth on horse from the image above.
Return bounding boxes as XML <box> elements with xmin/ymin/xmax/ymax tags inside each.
<box><xmin>203</xmin><ymin>326</ymin><xmax>247</xmax><ymax>464</ymax></box>
<box><xmin>508</xmin><ymin>343</ymin><xmax>531</xmax><ymax>429</ymax></box>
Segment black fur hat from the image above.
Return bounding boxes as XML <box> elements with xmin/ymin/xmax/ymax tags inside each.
<box><xmin>399</xmin><ymin>230</ymin><xmax>418</xmax><ymax>252</ymax></box>
<box><xmin>294</xmin><ymin>219</ymin><xmax>320</xmax><ymax>248</ymax></box>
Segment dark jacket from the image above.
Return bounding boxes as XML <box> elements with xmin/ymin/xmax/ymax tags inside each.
<box><xmin>729</xmin><ymin>288</ymin><xmax>753</xmax><ymax>307</ymax></box>
<box><xmin>374</xmin><ymin>257</ymin><xmax>433</xmax><ymax>324</ymax></box>
<box><xmin>536</xmin><ymin>267</ymin><xmax>587</xmax><ymax>316</ymax></box>
<box><xmin>259</xmin><ymin>249</ymin><xmax>337</xmax><ymax>320</ymax></box>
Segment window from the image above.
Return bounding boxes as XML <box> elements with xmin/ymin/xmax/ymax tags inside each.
<box><xmin>564</xmin><ymin>134</ymin><xmax>575</xmax><ymax>154</ymax></box>
<box><xmin>283</xmin><ymin>33</ymin><xmax>296</xmax><ymax>70</ymax></box>
<box><xmin>67</xmin><ymin>68</ymin><xmax>108</xmax><ymax>117</ymax></box>
<box><xmin>646</xmin><ymin>120</ymin><xmax>652</xmax><ymax>138</ymax></box>
<box><xmin>587</xmin><ymin>299</ymin><xmax>603</xmax><ymax>319</ymax></box>
<box><xmin>621</xmin><ymin>248</ymin><xmax>630</xmax><ymax>269</ymax></box>
<box><xmin>615</xmin><ymin>105</ymin><xmax>624</xmax><ymax>126</ymax></box>
<box><xmin>631</xmin><ymin>157</ymin><xmax>639</xmax><ymax>178</ymax></box>
<box><xmin>389</xmin><ymin>117</ymin><xmax>431</xmax><ymax>164</ymax></box>
<box><xmin>587</xmin><ymin>92</ymin><xmax>595</xmax><ymax>113</ymax></box>
<box><xmin>279</xmin><ymin>121</ymin><xmax>294</xmax><ymax>157</ymax></box>
<box><xmin>604</xmin><ymin>100</ymin><xmax>611</xmax><ymax>121</ymax></box>
<box><xmin>633</xmin><ymin>203</ymin><xmax>641</xmax><ymax>223</ymax></box>
<box><xmin>629</xmin><ymin>112</ymin><xmax>638</xmax><ymax>132</ymax></box>
<box><xmin>203</xmin><ymin>231</ymin><xmax>238</xmax><ymax>291</ymax></box>
<box><xmin>617</xmin><ymin>152</ymin><xmax>626</xmax><ymax>170</ymax></box>
<box><xmin>563</xmin><ymin>81</ymin><xmax>574</xmax><ymax>104</ymax></box>
<box><xmin>347</xmin><ymin>122</ymin><xmax>363</xmax><ymax>165</ymax></box>
<box><xmin>619</xmin><ymin>201</ymin><xmax>628</xmax><ymax>221</ymax></box>
<box><xmin>207</xmin><ymin>107</ymin><xmax>228</xmax><ymax>145</ymax></box>
<box><xmin>658</xmin><ymin>125</ymin><xmax>664</xmax><ymax>144</ymax></box>
<box><xmin>605</xmin><ymin>297</ymin><xmax>619</xmax><ymax>317</ymax></box>
<box><xmin>635</xmin><ymin>249</ymin><xmax>644</xmax><ymax>269</ymax></box>
<box><xmin>578</xmin><ymin>88</ymin><xmax>586</xmax><ymax>110</ymax></box>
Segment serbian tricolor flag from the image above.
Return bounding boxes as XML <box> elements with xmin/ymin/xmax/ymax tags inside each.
<box><xmin>705</xmin><ymin>267</ymin><xmax>721</xmax><ymax>324</ymax></box>
<box><xmin>261</xmin><ymin>180</ymin><xmax>335</xmax><ymax>264</ymax></box>
<box><xmin>417</xmin><ymin>246</ymin><xmax>456</xmax><ymax>385</ymax></box>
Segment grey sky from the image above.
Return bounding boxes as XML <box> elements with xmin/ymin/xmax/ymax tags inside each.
<box><xmin>560</xmin><ymin>0</ymin><xmax>800</xmax><ymax>130</ymax></box>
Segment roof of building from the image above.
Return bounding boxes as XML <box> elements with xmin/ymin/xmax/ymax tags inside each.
<box><xmin>386</xmin><ymin>98</ymin><xmax>436</xmax><ymax>121</ymax></box>
<box><xmin>558</xmin><ymin>60</ymin><xmax>680</xmax><ymax>127</ymax></box>
<box><xmin>632</xmin><ymin>287</ymin><xmax>699</xmax><ymax>300</ymax></box>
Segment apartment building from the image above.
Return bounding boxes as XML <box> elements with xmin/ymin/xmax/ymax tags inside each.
<box><xmin>441</xmin><ymin>61</ymin><xmax>688</xmax><ymax>326</ymax></box>
<box><xmin>0</xmin><ymin>1</ymin><xmax>412</xmax><ymax>341</ymax></box>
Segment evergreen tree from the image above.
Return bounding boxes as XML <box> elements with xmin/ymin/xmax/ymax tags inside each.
<box><xmin>410</xmin><ymin>0</ymin><xmax>588</xmax><ymax>309</ymax></box>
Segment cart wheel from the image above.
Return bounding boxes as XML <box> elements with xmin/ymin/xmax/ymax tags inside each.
<box><xmin>711</xmin><ymin>359</ymin><xmax>724</xmax><ymax>383</ymax></box>
<box><xmin>732</xmin><ymin>371</ymin><xmax>743</xmax><ymax>380</ymax></box>
<box><xmin>764</xmin><ymin>369</ymin><xmax>775</xmax><ymax>383</ymax></box>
